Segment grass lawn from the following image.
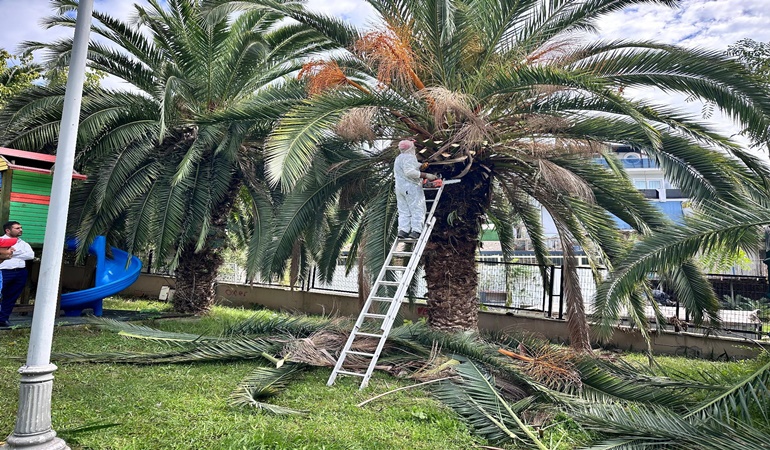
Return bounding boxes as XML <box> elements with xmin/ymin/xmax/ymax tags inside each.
<box><xmin>0</xmin><ymin>299</ymin><xmax>483</xmax><ymax>450</ymax></box>
<box><xmin>1</xmin><ymin>298</ymin><xmax>766</xmax><ymax>449</ymax></box>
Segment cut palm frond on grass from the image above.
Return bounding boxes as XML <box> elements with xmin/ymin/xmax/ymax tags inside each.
<box><xmin>573</xmin><ymin>355</ymin><xmax>770</xmax><ymax>448</ymax></box>
<box><xmin>498</xmin><ymin>345</ymin><xmax>582</xmax><ymax>390</ymax></box>
<box><xmin>52</xmin><ymin>313</ymin><xmax>770</xmax><ymax>448</ymax></box>
<box><xmin>85</xmin><ymin>316</ymin><xmax>220</xmax><ymax>345</ymax></box>
<box><xmin>432</xmin><ymin>357</ymin><xmax>548</xmax><ymax>449</ymax></box>
<box><xmin>230</xmin><ymin>364</ymin><xmax>309</xmax><ymax>415</ymax></box>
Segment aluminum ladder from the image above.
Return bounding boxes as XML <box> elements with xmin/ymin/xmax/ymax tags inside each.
<box><xmin>327</xmin><ymin>179</ymin><xmax>460</xmax><ymax>389</ymax></box>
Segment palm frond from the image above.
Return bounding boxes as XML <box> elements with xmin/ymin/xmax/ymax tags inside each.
<box><xmin>86</xmin><ymin>317</ymin><xmax>219</xmax><ymax>345</ymax></box>
<box><xmin>432</xmin><ymin>357</ymin><xmax>548</xmax><ymax>448</ymax></box>
<box><xmin>229</xmin><ymin>363</ymin><xmax>309</xmax><ymax>415</ymax></box>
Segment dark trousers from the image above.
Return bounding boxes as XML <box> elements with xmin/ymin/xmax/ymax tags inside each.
<box><xmin>0</xmin><ymin>268</ymin><xmax>28</xmax><ymax>322</ymax></box>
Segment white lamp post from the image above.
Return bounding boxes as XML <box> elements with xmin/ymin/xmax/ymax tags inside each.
<box><xmin>2</xmin><ymin>1</ymin><xmax>94</xmax><ymax>448</ymax></box>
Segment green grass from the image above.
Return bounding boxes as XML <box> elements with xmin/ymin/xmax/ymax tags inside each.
<box><xmin>1</xmin><ymin>298</ymin><xmax>767</xmax><ymax>449</ymax></box>
<box><xmin>0</xmin><ymin>299</ymin><xmax>483</xmax><ymax>450</ymax></box>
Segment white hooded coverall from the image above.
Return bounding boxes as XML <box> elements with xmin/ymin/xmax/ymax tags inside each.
<box><xmin>394</xmin><ymin>140</ymin><xmax>426</xmax><ymax>234</ymax></box>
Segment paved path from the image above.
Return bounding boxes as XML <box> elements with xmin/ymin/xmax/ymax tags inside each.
<box><xmin>1</xmin><ymin>309</ymin><xmax>188</xmax><ymax>330</ymax></box>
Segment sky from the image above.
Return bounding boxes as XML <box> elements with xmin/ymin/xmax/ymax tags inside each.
<box><xmin>1</xmin><ymin>0</ymin><xmax>770</xmax><ymax>145</ymax></box>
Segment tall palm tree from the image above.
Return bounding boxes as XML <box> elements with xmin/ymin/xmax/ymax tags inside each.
<box><xmin>0</xmin><ymin>0</ymin><xmax>334</xmax><ymax>313</ymax></box>
<box><xmin>226</xmin><ymin>0</ymin><xmax>770</xmax><ymax>350</ymax></box>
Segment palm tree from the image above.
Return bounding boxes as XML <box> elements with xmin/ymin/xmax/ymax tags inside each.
<box><xmin>0</xmin><ymin>0</ymin><xmax>335</xmax><ymax>313</ymax></box>
<box><xmin>217</xmin><ymin>0</ymin><xmax>770</xmax><ymax>350</ymax></box>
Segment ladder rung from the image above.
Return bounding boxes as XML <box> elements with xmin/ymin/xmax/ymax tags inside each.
<box><xmin>392</xmin><ymin>252</ymin><xmax>413</xmax><ymax>257</ymax></box>
<box><xmin>371</xmin><ymin>296</ymin><xmax>395</xmax><ymax>302</ymax></box>
<box><xmin>377</xmin><ymin>281</ymin><xmax>400</xmax><ymax>287</ymax></box>
<box><xmin>355</xmin><ymin>332</ymin><xmax>383</xmax><ymax>338</ymax></box>
<box><xmin>363</xmin><ymin>313</ymin><xmax>387</xmax><ymax>319</ymax></box>
<box><xmin>337</xmin><ymin>370</ymin><xmax>366</xmax><ymax>377</ymax></box>
<box><xmin>346</xmin><ymin>350</ymin><xmax>376</xmax><ymax>357</ymax></box>
<box><xmin>384</xmin><ymin>266</ymin><xmax>406</xmax><ymax>271</ymax></box>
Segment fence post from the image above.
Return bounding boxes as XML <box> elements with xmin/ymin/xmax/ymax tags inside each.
<box><xmin>309</xmin><ymin>266</ymin><xmax>316</xmax><ymax>291</ymax></box>
<box><xmin>558</xmin><ymin>266</ymin><xmax>564</xmax><ymax>320</ymax></box>
<box><xmin>547</xmin><ymin>265</ymin><xmax>555</xmax><ymax>318</ymax></box>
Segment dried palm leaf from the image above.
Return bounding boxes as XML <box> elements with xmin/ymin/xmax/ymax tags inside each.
<box><xmin>417</xmin><ymin>87</ymin><xmax>477</xmax><ymax>128</ymax></box>
<box><xmin>523</xmin><ymin>114</ymin><xmax>571</xmax><ymax>134</ymax></box>
<box><xmin>498</xmin><ymin>346</ymin><xmax>582</xmax><ymax>390</ymax></box>
<box><xmin>281</xmin><ymin>330</ymin><xmax>343</xmax><ymax>367</ymax></box>
<box><xmin>537</xmin><ymin>159</ymin><xmax>595</xmax><ymax>202</ymax></box>
<box><xmin>335</xmin><ymin>106</ymin><xmax>378</xmax><ymax>142</ymax></box>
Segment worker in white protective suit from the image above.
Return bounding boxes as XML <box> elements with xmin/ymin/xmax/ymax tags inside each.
<box><xmin>394</xmin><ymin>139</ymin><xmax>437</xmax><ymax>239</ymax></box>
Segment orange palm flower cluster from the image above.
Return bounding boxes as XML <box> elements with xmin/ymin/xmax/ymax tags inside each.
<box><xmin>353</xmin><ymin>27</ymin><xmax>424</xmax><ymax>90</ymax></box>
<box><xmin>297</xmin><ymin>60</ymin><xmax>369</xmax><ymax>96</ymax></box>
<box><xmin>298</xmin><ymin>60</ymin><xmax>350</xmax><ymax>96</ymax></box>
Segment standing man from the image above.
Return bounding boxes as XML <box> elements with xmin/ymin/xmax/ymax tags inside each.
<box><xmin>394</xmin><ymin>139</ymin><xmax>438</xmax><ymax>239</ymax></box>
<box><xmin>0</xmin><ymin>221</ymin><xmax>35</xmax><ymax>327</ymax></box>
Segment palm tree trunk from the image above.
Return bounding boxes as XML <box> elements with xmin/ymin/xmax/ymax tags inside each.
<box><xmin>423</xmin><ymin>171</ymin><xmax>491</xmax><ymax>331</ymax></box>
<box><xmin>173</xmin><ymin>241</ymin><xmax>224</xmax><ymax>313</ymax></box>
<box><xmin>172</xmin><ymin>184</ymin><xmax>238</xmax><ymax>314</ymax></box>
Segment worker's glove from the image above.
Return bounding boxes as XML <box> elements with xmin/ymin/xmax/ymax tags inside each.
<box><xmin>423</xmin><ymin>173</ymin><xmax>438</xmax><ymax>181</ymax></box>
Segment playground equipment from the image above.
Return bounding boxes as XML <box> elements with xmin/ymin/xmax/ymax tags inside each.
<box><xmin>0</xmin><ymin>147</ymin><xmax>87</xmax><ymax>245</ymax></box>
<box><xmin>60</xmin><ymin>236</ymin><xmax>142</xmax><ymax>316</ymax></box>
<box><xmin>0</xmin><ymin>147</ymin><xmax>142</xmax><ymax>315</ymax></box>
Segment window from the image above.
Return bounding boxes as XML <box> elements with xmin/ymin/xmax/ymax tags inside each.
<box><xmin>633</xmin><ymin>180</ymin><xmax>662</xmax><ymax>189</ymax></box>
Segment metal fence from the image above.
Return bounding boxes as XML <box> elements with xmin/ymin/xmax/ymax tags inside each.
<box><xmin>154</xmin><ymin>259</ymin><xmax>766</xmax><ymax>339</ymax></box>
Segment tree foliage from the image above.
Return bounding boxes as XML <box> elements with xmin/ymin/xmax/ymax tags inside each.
<box><xmin>209</xmin><ymin>0</ymin><xmax>770</xmax><ymax>347</ymax></box>
<box><xmin>728</xmin><ymin>38</ymin><xmax>770</xmax><ymax>83</ymax></box>
<box><xmin>0</xmin><ymin>0</ymin><xmax>333</xmax><ymax>313</ymax></box>
<box><xmin>0</xmin><ymin>50</ymin><xmax>41</xmax><ymax>109</ymax></box>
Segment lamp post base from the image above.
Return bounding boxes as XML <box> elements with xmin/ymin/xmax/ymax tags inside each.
<box><xmin>2</xmin><ymin>364</ymin><xmax>69</xmax><ymax>450</ymax></box>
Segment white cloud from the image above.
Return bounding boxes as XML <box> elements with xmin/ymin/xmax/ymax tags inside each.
<box><xmin>595</xmin><ymin>0</ymin><xmax>770</xmax><ymax>49</ymax></box>
<box><xmin>0</xmin><ymin>0</ymin><xmax>68</xmax><ymax>55</ymax></box>
<box><xmin>7</xmin><ymin>1</ymin><xmax>768</xmax><ymax>56</ymax></box>
<box><xmin>593</xmin><ymin>0</ymin><xmax>770</xmax><ymax>153</ymax></box>
<box><xmin>305</xmin><ymin>0</ymin><xmax>374</xmax><ymax>25</ymax></box>
<box><xmin>0</xmin><ymin>0</ymin><xmax>151</xmax><ymax>58</ymax></box>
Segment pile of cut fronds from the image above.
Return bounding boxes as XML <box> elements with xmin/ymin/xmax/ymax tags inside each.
<box><xmin>46</xmin><ymin>312</ymin><xmax>770</xmax><ymax>449</ymax></box>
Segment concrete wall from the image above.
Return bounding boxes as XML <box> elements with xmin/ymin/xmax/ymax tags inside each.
<box><xmin>123</xmin><ymin>274</ymin><xmax>767</xmax><ymax>361</ymax></box>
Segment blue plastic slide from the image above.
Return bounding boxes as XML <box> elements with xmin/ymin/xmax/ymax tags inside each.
<box><xmin>60</xmin><ymin>236</ymin><xmax>143</xmax><ymax>317</ymax></box>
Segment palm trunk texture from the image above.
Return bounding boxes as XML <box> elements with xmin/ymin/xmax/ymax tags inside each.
<box><xmin>173</xmin><ymin>241</ymin><xmax>224</xmax><ymax>313</ymax></box>
<box><xmin>423</xmin><ymin>169</ymin><xmax>491</xmax><ymax>331</ymax></box>
<box><xmin>172</xmin><ymin>185</ymin><xmax>237</xmax><ymax>314</ymax></box>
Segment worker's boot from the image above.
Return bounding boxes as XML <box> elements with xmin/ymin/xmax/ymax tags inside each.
<box><xmin>398</xmin><ymin>230</ymin><xmax>409</xmax><ymax>239</ymax></box>
<box><xmin>408</xmin><ymin>231</ymin><xmax>421</xmax><ymax>239</ymax></box>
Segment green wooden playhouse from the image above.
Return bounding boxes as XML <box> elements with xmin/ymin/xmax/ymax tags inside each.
<box><xmin>0</xmin><ymin>147</ymin><xmax>86</xmax><ymax>246</ymax></box>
